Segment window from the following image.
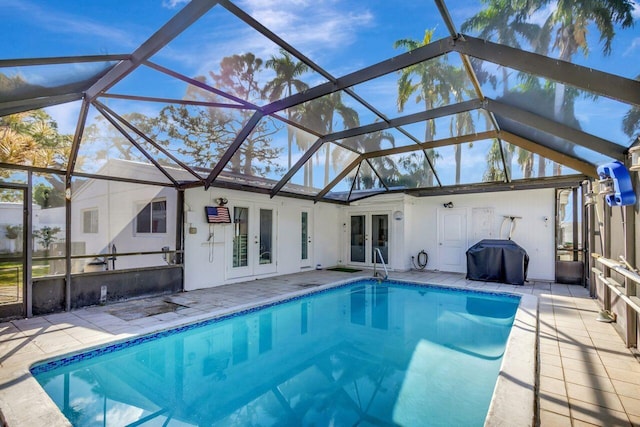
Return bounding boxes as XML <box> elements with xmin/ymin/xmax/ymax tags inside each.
<box><xmin>82</xmin><ymin>209</ymin><xmax>98</xmax><ymax>234</ymax></box>
<box><xmin>136</xmin><ymin>200</ymin><xmax>166</xmax><ymax>234</ymax></box>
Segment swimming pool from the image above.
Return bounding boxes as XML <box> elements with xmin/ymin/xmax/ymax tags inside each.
<box><xmin>31</xmin><ymin>279</ymin><xmax>524</xmax><ymax>426</ymax></box>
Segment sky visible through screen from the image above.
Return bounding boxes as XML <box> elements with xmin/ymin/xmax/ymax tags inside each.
<box><xmin>2</xmin><ymin>0</ymin><xmax>639</xmax><ymax>186</ymax></box>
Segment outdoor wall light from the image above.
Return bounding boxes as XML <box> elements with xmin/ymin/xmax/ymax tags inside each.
<box><xmin>215</xmin><ymin>197</ymin><xmax>228</xmax><ymax>206</ymax></box>
<box><xmin>443</xmin><ymin>201</ymin><xmax>454</xmax><ymax>208</ymax></box>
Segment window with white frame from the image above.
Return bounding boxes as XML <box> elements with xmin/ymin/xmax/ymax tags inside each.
<box><xmin>82</xmin><ymin>208</ymin><xmax>98</xmax><ymax>234</ymax></box>
<box><xmin>136</xmin><ymin>199</ymin><xmax>167</xmax><ymax>234</ymax></box>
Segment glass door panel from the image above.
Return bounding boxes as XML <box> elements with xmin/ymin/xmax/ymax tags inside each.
<box><xmin>300</xmin><ymin>210</ymin><xmax>312</xmax><ymax>268</ymax></box>
<box><xmin>259</xmin><ymin>209</ymin><xmax>273</xmax><ymax>265</ymax></box>
<box><xmin>350</xmin><ymin>215</ymin><xmax>366</xmax><ymax>263</ymax></box>
<box><xmin>233</xmin><ymin>207</ymin><xmax>249</xmax><ymax>268</ymax></box>
<box><xmin>372</xmin><ymin>214</ymin><xmax>388</xmax><ymax>264</ymax></box>
<box><xmin>229</xmin><ymin>203</ymin><xmax>277</xmax><ymax>278</ymax></box>
<box><xmin>301</xmin><ymin>212</ymin><xmax>308</xmax><ymax>261</ymax></box>
<box><xmin>349</xmin><ymin>212</ymin><xmax>391</xmax><ymax>267</ymax></box>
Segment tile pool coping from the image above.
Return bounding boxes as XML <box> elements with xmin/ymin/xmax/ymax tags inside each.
<box><xmin>3</xmin><ymin>276</ymin><xmax>537</xmax><ymax>426</ymax></box>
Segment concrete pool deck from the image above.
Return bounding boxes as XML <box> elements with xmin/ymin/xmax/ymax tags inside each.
<box><xmin>0</xmin><ymin>269</ymin><xmax>638</xmax><ymax>426</ymax></box>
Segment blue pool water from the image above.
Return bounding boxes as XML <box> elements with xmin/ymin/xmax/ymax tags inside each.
<box><xmin>32</xmin><ymin>280</ymin><xmax>520</xmax><ymax>426</ymax></box>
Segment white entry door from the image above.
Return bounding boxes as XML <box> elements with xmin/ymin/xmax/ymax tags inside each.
<box><xmin>300</xmin><ymin>209</ymin><xmax>313</xmax><ymax>268</ymax></box>
<box><xmin>227</xmin><ymin>203</ymin><xmax>277</xmax><ymax>279</ymax></box>
<box><xmin>437</xmin><ymin>208</ymin><xmax>468</xmax><ymax>273</ymax></box>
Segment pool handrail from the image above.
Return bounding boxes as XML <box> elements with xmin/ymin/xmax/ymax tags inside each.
<box><xmin>373</xmin><ymin>247</ymin><xmax>388</xmax><ymax>280</ymax></box>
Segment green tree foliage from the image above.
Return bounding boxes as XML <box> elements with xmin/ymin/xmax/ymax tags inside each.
<box><xmin>33</xmin><ymin>226</ymin><xmax>61</xmax><ymax>253</ymax></box>
<box><xmin>347</xmin><ymin>130</ymin><xmax>396</xmax><ymax>191</ymax></box>
<box><xmin>0</xmin><ymin>189</ymin><xmax>22</xmax><ymax>203</ymax></box>
<box><xmin>623</xmin><ymin>76</ymin><xmax>640</xmax><ymax>144</ymax></box>
<box><xmin>394</xmin><ymin>29</ymin><xmax>463</xmax><ymax>187</ymax></box>
<box><xmin>33</xmin><ymin>183</ymin><xmax>65</xmax><ymax>209</ymax></box>
<box><xmin>4</xmin><ymin>225</ymin><xmax>21</xmax><ymax>240</ymax></box>
<box><xmin>309</xmin><ymin>93</ymin><xmax>359</xmax><ymax>186</ymax></box>
<box><xmin>263</xmin><ymin>49</ymin><xmax>310</xmax><ymax>169</ymax></box>
<box><xmin>81</xmin><ymin>112</ymin><xmax>159</xmax><ymax>165</ymax></box>
<box><xmin>484</xmin><ymin>139</ymin><xmax>507</xmax><ymax>181</ymax></box>
<box><xmin>173</xmin><ymin>53</ymin><xmax>285</xmax><ymax>177</ymax></box>
<box><xmin>0</xmin><ymin>109</ymin><xmax>72</xmax><ymax>189</ymax></box>
<box><xmin>463</xmin><ymin>0</ymin><xmax>634</xmax><ymax>180</ymax></box>
<box><xmin>153</xmin><ymin>104</ymin><xmax>236</xmax><ymax>169</ymax></box>
<box><xmin>395</xmin><ymin>151</ymin><xmax>440</xmax><ymax>188</ymax></box>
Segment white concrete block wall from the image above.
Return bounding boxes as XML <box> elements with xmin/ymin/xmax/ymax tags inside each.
<box><xmin>403</xmin><ymin>189</ymin><xmax>556</xmax><ymax>281</ymax></box>
<box><xmin>182</xmin><ymin>188</ymin><xmax>556</xmax><ymax>290</ymax></box>
<box><xmin>71</xmin><ymin>180</ymin><xmax>176</xmax><ymax>271</ymax></box>
<box><xmin>183</xmin><ymin>188</ymin><xmax>341</xmax><ymax>290</ymax></box>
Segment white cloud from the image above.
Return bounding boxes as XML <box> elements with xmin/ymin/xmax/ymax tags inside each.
<box><xmin>162</xmin><ymin>0</ymin><xmax>190</xmax><ymax>9</ymax></box>
<box><xmin>624</xmin><ymin>37</ymin><xmax>640</xmax><ymax>56</ymax></box>
<box><xmin>632</xmin><ymin>1</ymin><xmax>640</xmax><ymax>19</ymax></box>
<box><xmin>6</xmin><ymin>0</ymin><xmax>141</xmax><ymax>52</ymax></box>
<box><xmin>45</xmin><ymin>102</ymin><xmax>82</xmax><ymax>135</ymax></box>
<box><xmin>527</xmin><ymin>3</ymin><xmax>555</xmax><ymax>27</ymax></box>
<box><xmin>236</xmin><ymin>0</ymin><xmax>375</xmax><ymax>59</ymax></box>
<box><xmin>99</xmin><ymin>404</ymin><xmax>144</xmax><ymax>426</ymax></box>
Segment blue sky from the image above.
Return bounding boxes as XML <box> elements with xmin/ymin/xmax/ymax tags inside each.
<box><xmin>2</xmin><ymin>0</ymin><xmax>639</xmax><ymax>185</ymax></box>
<box><xmin>3</xmin><ymin>0</ymin><xmax>637</xmax><ymax>75</ymax></box>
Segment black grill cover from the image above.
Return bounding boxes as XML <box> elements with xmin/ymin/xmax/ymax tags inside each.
<box><xmin>466</xmin><ymin>239</ymin><xmax>529</xmax><ymax>285</ymax></box>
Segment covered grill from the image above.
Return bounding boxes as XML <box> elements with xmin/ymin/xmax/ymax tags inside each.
<box><xmin>466</xmin><ymin>239</ymin><xmax>529</xmax><ymax>286</ymax></box>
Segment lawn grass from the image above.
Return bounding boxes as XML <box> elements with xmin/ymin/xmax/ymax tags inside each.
<box><xmin>0</xmin><ymin>260</ymin><xmax>50</xmax><ymax>287</ymax></box>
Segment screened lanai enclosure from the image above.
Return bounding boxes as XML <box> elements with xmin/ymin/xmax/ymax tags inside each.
<box><xmin>1</xmin><ymin>0</ymin><xmax>640</xmax><ymax>346</ymax></box>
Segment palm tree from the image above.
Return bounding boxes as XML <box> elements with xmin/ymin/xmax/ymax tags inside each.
<box><xmin>462</xmin><ymin>0</ymin><xmax>543</xmax><ymax>182</ymax></box>
<box><xmin>351</xmin><ymin>130</ymin><xmax>396</xmax><ymax>189</ymax></box>
<box><xmin>395</xmin><ymin>29</ymin><xmax>452</xmax><ymax>186</ymax></box>
<box><xmin>446</xmin><ymin>66</ymin><xmax>480</xmax><ymax>184</ymax></box>
<box><xmin>623</xmin><ymin>75</ymin><xmax>640</xmax><ymax>144</ymax></box>
<box><xmin>484</xmin><ymin>138</ymin><xmax>507</xmax><ymax>181</ymax></box>
<box><xmin>263</xmin><ymin>49</ymin><xmax>310</xmax><ymax>169</ymax></box>
<box><xmin>517</xmin><ymin>145</ymin><xmax>534</xmax><ymax>178</ymax></box>
<box><xmin>451</xmin><ymin>112</ymin><xmax>475</xmax><ymax>184</ymax></box>
<box><xmin>294</xmin><ymin>93</ymin><xmax>359</xmax><ymax>186</ymax></box>
<box><xmin>396</xmin><ymin>150</ymin><xmax>441</xmax><ymax>188</ymax></box>
<box><xmin>0</xmin><ymin>110</ymin><xmax>72</xmax><ymax>189</ymax></box>
<box><xmin>532</xmin><ymin>0</ymin><xmax>634</xmax><ymax>121</ymax></box>
<box><xmin>461</xmin><ymin>0</ymin><xmax>543</xmax><ymax>95</ymax></box>
<box><xmin>291</xmin><ymin>101</ymin><xmax>323</xmax><ymax>187</ymax></box>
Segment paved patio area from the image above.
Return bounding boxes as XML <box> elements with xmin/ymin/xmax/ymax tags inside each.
<box><xmin>0</xmin><ymin>269</ymin><xmax>639</xmax><ymax>426</ymax></box>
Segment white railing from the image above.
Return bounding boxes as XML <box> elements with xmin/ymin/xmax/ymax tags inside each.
<box><xmin>373</xmin><ymin>248</ymin><xmax>388</xmax><ymax>280</ymax></box>
<box><xmin>592</xmin><ymin>254</ymin><xmax>640</xmax><ymax>316</ymax></box>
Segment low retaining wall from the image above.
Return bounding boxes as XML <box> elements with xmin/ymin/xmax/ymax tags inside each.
<box><xmin>32</xmin><ymin>265</ymin><xmax>183</xmax><ymax>315</ymax></box>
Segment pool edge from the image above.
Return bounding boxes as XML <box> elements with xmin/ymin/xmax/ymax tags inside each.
<box><xmin>9</xmin><ymin>277</ymin><xmax>534</xmax><ymax>426</ymax></box>
<box><xmin>484</xmin><ymin>293</ymin><xmax>538</xmax><ymax>427</ymax></box>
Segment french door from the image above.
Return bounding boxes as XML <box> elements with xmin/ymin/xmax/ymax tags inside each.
<box><xmin>228</xmin><ymin>203</ymin><xmax>277</xmax><ymax>279</ymax></box>
<box><xmin>349</xmin><ymin>213</ymin><xmax>389</xmax><ymax>266</ymax></box>
<box><xmin>300</xmin><ymin>210</ymin><xmax>313</xmax><ymax>268</ymax></box>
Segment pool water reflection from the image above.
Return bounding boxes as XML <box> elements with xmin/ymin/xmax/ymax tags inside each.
<box><xmin>32</xmin><ymin>280</ymin><xmax>519</xmax><ymax>426</ymax></box>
